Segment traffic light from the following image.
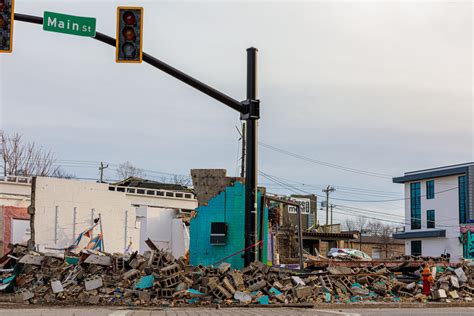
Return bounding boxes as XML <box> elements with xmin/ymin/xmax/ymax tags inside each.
<box><xmin>116</xmin><ymin>7</ymin><xmax>143</xmax><ymax>63</ymax></box>
<box><xmin>0</xmin><ymin>0</ymin><xmax>14</xmax><ymax>53</ymax></box>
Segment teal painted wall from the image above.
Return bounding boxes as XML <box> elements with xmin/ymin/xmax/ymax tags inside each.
<box><xmin>190</xmin><ymin>181</ymin><xmax>268</xmax><ymax>269</ymax></box>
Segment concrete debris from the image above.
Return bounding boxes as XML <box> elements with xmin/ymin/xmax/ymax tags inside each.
<box><xmin>1</xmin><ymin>244</ymin><xmax>474</xmax><ymax>306</ymax></box>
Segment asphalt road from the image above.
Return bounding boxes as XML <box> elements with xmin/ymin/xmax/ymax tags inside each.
<box><xmin>1</xmin><ymin>307</ymin><xmax>474</xmax><ymax>316</ymax></box>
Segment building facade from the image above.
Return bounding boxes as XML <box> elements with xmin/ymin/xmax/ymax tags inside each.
<box><xmin>189</xmin><ymin>169</ymin><xmax>268</xmax><ymax>269</ymax></box>
<box><xmin>0</xmin><ymin>176</ymin><xmax>31</xmax><ymax>255</ymax></box>
<box><xmin>393</xmin><ymin>162</ymin><xmax>474</xmax><ymax>261</ymax></box>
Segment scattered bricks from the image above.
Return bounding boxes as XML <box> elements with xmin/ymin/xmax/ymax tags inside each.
<box><xmin>149</xmin><ymin>253</ymin><xmax>162</xmax><ymax>269</ymax></box>
<box><xmin>449</xmin><ymin>290</ymin><xmax>459</xmax><ymax>299</ymax></box>
<box><xmin>451</xmin><ymin>275</ymin><xmax>460</xmax><ymax>288</ymax></box>
<box><xmin>319</xmin><ymin>275</ymin><xmax>333</xmax><ymax>290</ymax></box>
<box><xmin>159</xmin><ymin>288</ymin><xmax>174</xmax><ymax>298</ymax></box>
<box><xmin>291</xmin><ymin>276</ymin><xmax>305</xmax><ymax>286</ymax></box>
<box><xmin>51</xmin><ymin>280</ymin><xmax>64</xmax><ymax>293</ymax></box>
<box><xmin>15</xmin><ymin>289</ymin><xmax>34</xmax><ymax>301</ymax></box>
<box><xmin>242</xmin><ymin>266</ymin><xmax>253</xmax><ymax>275</ymax></box>
<box><xmin>293</xmin><ymin>286</ymin><xmax>312</xmax><ymax>299</ymax></box>
<box><xmin>161</xmin><ymin>252</ymin><xmax>175</xmax><ymax>265</ymax></box>
<box><xmin>229</xmin><ymin>270</ymin><xmax>245</xmax><ymax>290</ymax></box>
<box><xmin>84</xmin><ymin>276</ymin><xmax>103</xmax><ymax>291</ymax></box>
<box><xmin>455</xmin><ymin>268</ymin><xmax>468</xmax><ymax>282</ymax></box>
<box><xmin>161</xmin><ymin>263</ymin><xmax>181</xmax><ymax>277</ymax></box>
<box><xmin>433</xmin><ymin>289</ymin><xmax>447</xmax><ymax>300</ymax></box>
<box><xmin>247</xmin><ymin>275</ymin><xmax>266</xmax><ymax>291</ymax></box>
<box><xmin>340</xmin><ymin>276</ymin><xmax>353</xmax><ymax>289</ymax></box>
<box><xmin>222</xmin><ymin>277</ymin><xmax>236</xmax><ymax>294</ymax></box>
<box><xmin>139</xmin><ymin>291</ymin><xmax>151</xmax><ymax>302</ymax></box>
<box><xmin>371</xmin><ymin>264</ymin><xmax>388</xmax><ymax>275</ymax></box>
<box><xmin>87</xmin><ymin>295</ymin><xmax>100</xmax><ymax>305</ymax></box>
<box><xmin>84</xmin><ymin>254</ymin><xmax>112</xmax><ymax>266</ymax></box>
<box><xmin>161</xmin><ymin>274</ymin><xmax>180</xmax><ymax>288</ymax></box>
<box><xmin>211</xmin><ymin>285</ymin><xmax>232</xmax><ymax>300</ymax></box>
<box><xmin>122</xmin><ymin>269</ymin><xmax>140</xmax><ymax>280</ymax></box>
<box><xmin>201</xmin><ymin>276</ymin><xmax>218</xmax><ymax>287</ymax></box>
<box><xmin>18</xmin><ymin>254</ymin><xmax>44</xmax><ymax>265</ymax></box>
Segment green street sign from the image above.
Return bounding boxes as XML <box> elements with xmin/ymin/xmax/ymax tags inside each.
<box><xmin>43</xmin><ymin>11</ymin><xmax>96</xmax><ymax>37</ymax></box>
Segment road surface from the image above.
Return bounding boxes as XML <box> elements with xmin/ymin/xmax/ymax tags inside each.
<box><xmin>1</xmin><ymin>307</ymin><xmax>474</xmax><ymax>316</ymax></box>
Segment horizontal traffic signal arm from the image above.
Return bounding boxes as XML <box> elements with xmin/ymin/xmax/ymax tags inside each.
<box><xmin>13</xmin><ymin>13</ymin><xmax>246</xmax><ymax>114</ymax></box>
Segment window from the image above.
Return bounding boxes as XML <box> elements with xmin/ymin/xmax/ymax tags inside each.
<box><xmin>411</xmin><ymin>240</ymin><xmax>422</xmax><ymax>256</ymax></box>
<box><xmin>410</xmin><ymin>182</ymin><xmax>421</xmax><ymax>229</ymax></box>
<box><xmin>426</xmin><ymin>180</ymin><xmax>435</xmax><ymax>199</ymax></box>
<box><xmin>459</xmin><ymin>175</ymin><xmax>467</xmax><ymax>224</ymax></box>
<box><xmin>210</xmin><ymin>222</ymin><xmax>227</xmax><ymax>245</ymax></box>
<box><xmin>427</xmin><ymin>210</ymin><xmax>435</xmax><ymax>228</ymax></box>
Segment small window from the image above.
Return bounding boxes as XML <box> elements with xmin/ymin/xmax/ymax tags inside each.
<box><xmin>137</xmin><ymin>189</ymin><xmax>145</xmax><ymax>194</ymax></box>
<box><xmin>411</xmin><ymin>240</ymin><xmax>422</xmax><ymax>256</ymax></box>
<box><xmin>210</xmin><ymin>222</ymin><xmax>227</xmax><ymax>245</ymax></box>
<box><xmin>426</xmin><ymin>180</ymin><xmax>435</xmax><ymax>199</ymax></box>
<box><xmin>427</xmin><ymin>210</ymin><xmax>435</xmax><ymax>228</ymax></box>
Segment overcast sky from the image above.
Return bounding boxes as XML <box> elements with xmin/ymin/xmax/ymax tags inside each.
<box><xmin>1</xmin><ymin>0</ymin><xmax>472</xmax><ymax>225</ymax></box>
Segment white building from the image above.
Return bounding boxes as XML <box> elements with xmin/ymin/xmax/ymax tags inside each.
<box><xmin>393</xmin><ymin>162</ymin><xmax>474</xmax><ymax>261</ymax></box>
<box><xmin>11</xmin><ymin>176</ymin><xmax>197</xmax><ymax>258</ymax></box>
<box><xmin>0</xmin><ymin>176</ymin><xmax>32</xmax><ymax>255</ymax></box>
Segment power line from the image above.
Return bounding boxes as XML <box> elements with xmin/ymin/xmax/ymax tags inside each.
<box><xmin>259</xmin><ymin>142</ymin><xmax>394</xmax><ymax>179</ymax></box>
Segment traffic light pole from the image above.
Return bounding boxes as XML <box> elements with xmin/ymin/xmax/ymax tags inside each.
<box><xmin>242</xmin><ymin>48</ymin><xmax>259</xmax><ymax>266</ymax></box>
<box><xmin>14</xmin><ymin>13</ymin><xmax>260</xmax><ymax>267</ymax></box>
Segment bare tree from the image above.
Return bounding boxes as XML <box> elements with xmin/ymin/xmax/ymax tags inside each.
<box><xmin>344</xmin><ymin>218</ymin><xmax>357</xmax><ymax>231</ymax></box>
<box><xmin>0</xmin><ymin>130</ymin><xmax>64</xmax><ymax>177</ymax></box>
<box><xmin>116</xmin><ymin>161</ymin><xmax>144</xmax><ymax>179</ymax></box>
<box><xmin>159</xmin><ymin>174</ymin><xmax>191</xmax><ymax>186</ymax></box>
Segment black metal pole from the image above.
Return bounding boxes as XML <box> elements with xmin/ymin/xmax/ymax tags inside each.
<box><xmin>297</xmin><ymin>205</ymin><xmax>304</xmax><ymax>270</ymax></box>
<box><xmin>13</xmin><ymin>13</ymin><xmax>245</xmax><ymax>114</ymax></box>
<box><xmin>243</xmin><ymin>47</ymin><xmax>259</xmax><ymax>266</ymax></box>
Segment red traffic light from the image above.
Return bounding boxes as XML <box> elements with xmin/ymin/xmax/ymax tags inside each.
<box><xmin>123</xmin><ymin>11</ymin><xmax>136</xmax><ymax>25</ymax></box>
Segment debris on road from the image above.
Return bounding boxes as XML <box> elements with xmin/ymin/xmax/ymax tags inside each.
<box><xmin>0</xmin><ymin>242</ymin><xmax>473</xmax><ymax>306</ymax></box>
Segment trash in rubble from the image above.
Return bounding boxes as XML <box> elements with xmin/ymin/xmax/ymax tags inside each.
<box><xmin>0</xmin><ymin>242</ymin><xmax>473</xmax><ymax>306</ymax></box>
<box><xmin>135</xmin><ymin>275</ymin><xmax>155</xmax><ymax>289</ymax></box>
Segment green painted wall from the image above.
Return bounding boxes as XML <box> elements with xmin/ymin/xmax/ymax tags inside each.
<box><xmin>189</xmin><ymin>181</ymin><xmax>268</xmax><ymax>269</ymax></box>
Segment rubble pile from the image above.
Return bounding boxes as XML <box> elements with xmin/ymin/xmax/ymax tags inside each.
<box><xmin>0</xmin><ymin>244</ymin><xmax>473</xmax><ymax>306</ymax></box>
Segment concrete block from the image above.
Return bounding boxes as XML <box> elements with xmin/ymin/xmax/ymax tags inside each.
<box><xmin>432</xmin><ymin>289</ymin><xmax>447</xmax><ymax>300</ymax></box>
<box><xmin>18</xmin><ymin>254</ymin><xmax>44</xmax><ymax>265</ymax></box>
<box><xmin>291</xmin><ymin>276</ymin><xmax>305</xmax><ymax>286</ymax></box>
<box><xmin>85</xmin><ymin>276</ymin><xmax>103</xmax><ymax>291</ymax></box>
<box><xmin>455</xmin><ymin>268</ymin><xmax>468</xmax><ymax>282</ymax></box>
<box><xmin>222</xmin><ymin>277</ymin><xmax>236</xmax><ymax>294</ymax></box>
<box><xmin>449</xmin><ymin>290</ymin><xmax>459</xmax><ymax>299</ymax></box>
<box><xmin>293</xmin><ymin>286</ymin><xmax>312</xmax><ymax>298</ymax></box>
<box><xmin>84</xmin><ymin>254</ymin><xmax>112</xmax><ymax>266</ymax></box>
<box><xmin>51</xmin><ymin>280</ymin><xmax>64</xmax><ymax>293</ymax></box>
<box><xmin>450</xmin><ymin>275</ymin><xmax>460</xmax><ymax>288</ymax></box>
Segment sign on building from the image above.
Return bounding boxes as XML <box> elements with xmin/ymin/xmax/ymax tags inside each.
<box><xmin>288</xmin><ymin>198</ymin><xmax>311</xmax><ymax>215</ymax></box>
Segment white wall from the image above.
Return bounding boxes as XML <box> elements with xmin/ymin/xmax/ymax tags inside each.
<box><xmin>403</xmin><ymin>175</ymin><xmax>463</xmax><ymax>260</ymax></box>
<box><xmin>33</xmin><ymin>177</ymin><xmax>139</xmax><ymax>253</ymax></box>
<box><xmin>0</xmin><ymin>176</ymin><xmax>31</xmax><ymax>207</ymax></box>
<box><xmin>136</xmin><ymin>206</ymin><xmax>188</xmax><ymax>258</ymax></box>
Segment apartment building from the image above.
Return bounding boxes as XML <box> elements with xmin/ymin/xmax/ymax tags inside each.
<box><xmin>393</xmin><ymin>162</ymin><xmax>474</xmax><ymax>261</ymax></box>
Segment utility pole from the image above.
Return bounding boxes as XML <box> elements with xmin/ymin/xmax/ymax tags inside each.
<box><xmin>99</xmin><ymin>162</ymin><xmax>108</xmax><ymax>183</ymax></box>
<box><xmin>330</xmin><ymin>204</ymin><xmax>334</xmax><ymax>228</ymax></box>
<box><xmin>240</xmin><ymin>122</ymin><xmax>246</xmax><ymax>178</ymax></box>
<box><xmin>322</xmin><ymin>186</ymin><xmax>335</xmax><ymax>226</ymax></box>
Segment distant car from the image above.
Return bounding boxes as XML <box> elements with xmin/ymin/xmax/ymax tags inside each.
<box><xmin>327</xmin><ymin>248</ymin><xmax>372</xmax><ymax>261</ymax></box>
